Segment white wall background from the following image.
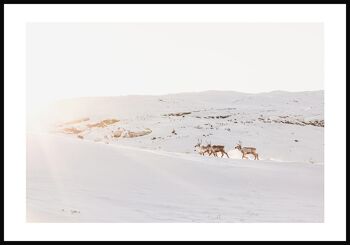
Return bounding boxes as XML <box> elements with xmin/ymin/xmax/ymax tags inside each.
<box><xmin>5</xmin><ymin>4</ymin><xmax>345</xmax><ymax>241</ymax></box>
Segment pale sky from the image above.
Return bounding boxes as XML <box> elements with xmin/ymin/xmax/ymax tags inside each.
<box><xmin>27</xmin><ymin>23</ymin><xmax>323</xmax><ymax>112</ymax></box>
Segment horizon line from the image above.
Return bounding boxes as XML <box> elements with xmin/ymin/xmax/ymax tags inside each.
<box><xmin>50</xmin><ymin>89</ymin><xmax>324</xmax><ymax>103</ymax></box>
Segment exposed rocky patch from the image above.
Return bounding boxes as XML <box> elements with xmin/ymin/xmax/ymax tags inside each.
<box><xmin>57</xmin><ymin>117</ymin><xmax>90</xmax><ymax>127</ymax></box>
<box><xmin>164</xmin><ymin>112</ymin><xmax>192</xmax><ymax>117</ymax></box>
<box><xmin>87</xmin><ymin>118</ymin><xmax>119</xmax><ymax>128</ymax></box>
<box><xmin>60</xmin><ymin>127</ymin><xmax>83</xmax><ymax>135</ymax></box>
<box><xmin>203</xmin><ymin>115</ymin><xmax>231</xmax><ymax>119</ymax></box>
<box><xmin>258</xmin><ymin>115</ymin><xmax>324</xmax><ymax>127</ymax></box>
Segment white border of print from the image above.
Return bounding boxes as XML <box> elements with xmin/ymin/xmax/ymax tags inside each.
<box><xmin>4</xmin><ymin>4</ymin><xmax>346</xmax><ymax>241</ymax></box>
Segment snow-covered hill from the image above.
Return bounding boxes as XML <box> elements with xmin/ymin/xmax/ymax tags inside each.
<box><xmin>39</xmin><ymin>90</ymin><xmax>324</xmax><ymax>122</ymax></box>
<box><xmin>27</xmin><ymin>90</ymin><xmax>324</xmax><ymax>222</ymax></box>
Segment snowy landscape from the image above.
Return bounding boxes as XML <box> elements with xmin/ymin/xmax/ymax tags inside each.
<box><xmin>27</xmin><ymin>90</ymin><xmax>324</xmax><ymax>222</ymax></box>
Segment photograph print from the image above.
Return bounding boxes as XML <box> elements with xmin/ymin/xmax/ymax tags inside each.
<box><xmin>26</xmin><ymin>22</ymin><xmax>324</xmax><ymax>223</ymax></box>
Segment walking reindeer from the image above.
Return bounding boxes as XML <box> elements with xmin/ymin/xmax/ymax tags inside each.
<box><xmin>209</xmin><ymin>143</ymin><xmax>230</xmax><ymax>158</ymax></box>
<box><xmin>194</xmin><ymin>140</ymin><xmax>230</xmax><ymax>158</ymax></box>
<box><xmin>194</xmin><ymin>140</ymin><xmax>212</xmax><ymax>156</ymax></box>
<box><xmin>234</xmin><ymin>142</ymin><xmax>259</xmax><ymax>160</ymax></box>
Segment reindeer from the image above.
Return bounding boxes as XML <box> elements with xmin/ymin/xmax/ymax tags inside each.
<box><xmin>210</xmin><ymin>144</ymin><xmax>230</xmax><ymax>158</ymax></box>
<box><xmin>234</xmin><ymin>143</ymin><xmax>259</xmax><ymax>160</ymax></box>
<box><xmin>194</xmin><ymin>140</ymin><xmax>212</xmax><ymax>156</ymax></box>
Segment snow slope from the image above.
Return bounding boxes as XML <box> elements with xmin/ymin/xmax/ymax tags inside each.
<box><xmin>27</xmin><ymin>90</ymin><xmax>324</xmax><ymax>222</ymax></box>
<box><xmin>27</xmin><ymin>133</ymin><xmax>323</xmax><ymax>222</ymax></box>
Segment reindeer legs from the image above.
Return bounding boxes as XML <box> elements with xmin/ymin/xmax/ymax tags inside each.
<box><xmin>209</xmin><ymin>150</ymin><xmax>215</xmax><ymax>157</ymax></box>
<box><xmin>224</xmin><ymin>151</ymin><xmax>229</xmax><ymax>158</ymax></box>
